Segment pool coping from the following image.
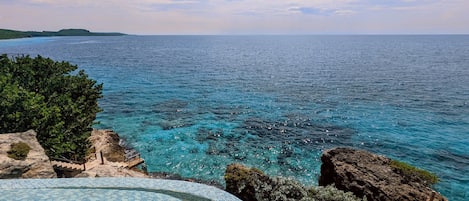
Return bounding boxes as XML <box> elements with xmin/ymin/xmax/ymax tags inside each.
<box><xmin>0</xmin><ymin>177</ymin><xmax>241</xmax><ymax>201</ymax></box>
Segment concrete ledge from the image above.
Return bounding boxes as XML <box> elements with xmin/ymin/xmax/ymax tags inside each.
<box><xmin>0</xmin><ymin>177</ymin><xmax>241</xmax><ymax>201</ymax></box>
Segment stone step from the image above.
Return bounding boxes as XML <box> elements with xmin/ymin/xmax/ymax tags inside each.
<box><xmin>51</xmin><ymin>161</ymin><xmax>84</xmax><ymax>171</ymax></box>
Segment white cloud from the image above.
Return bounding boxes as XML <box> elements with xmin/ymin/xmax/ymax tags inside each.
<box><xmin>0</xmin><ymin>0</ymin><xmax>468</xmax><ymax>34</ymax></box>
<box><xmin>333</xmin><ymin>9</ymin><xmax>356</xmax><ymax>16</ymax></box>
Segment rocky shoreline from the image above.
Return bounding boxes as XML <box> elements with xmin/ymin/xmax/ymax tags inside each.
<box><xmin>319</xmin><ymin>148</ymin><xmax>446</xmax><ymax>201</ymax></box>
<box><xmin>74</xmin><ymin>129</ymin><xmax>148</xmax><ymax>178</ymax></box>
<box><xmin>0</xmin><ymin>129</ymin><xmax>147</xmax><ymax>179</ymax></box>
<box><xmin>225</xmin><ymin>148</ymin><xmax>447</xmax><ymax>201</ymax></box>
<box><xmin>1</xmin><ymin>130</ymin><xmax>447</xmax><ymax>201</ymax></box>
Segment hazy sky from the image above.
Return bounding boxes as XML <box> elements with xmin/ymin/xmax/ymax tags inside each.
<box><xmin>1</xmin><ymin>0</ymin><xmax>468</xmax><ymax>34</ymax></box>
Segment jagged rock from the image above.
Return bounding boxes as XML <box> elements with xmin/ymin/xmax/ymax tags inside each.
<box><xmin>319</xmin><ymin>147</ymin><xmax>447</xmax><ymax>201</ymax></box>
<box><xmin>88</xmin><ymin>129</ymin><xmax>125</xmax><ymax>162</ymax></box>
<box><xmin>0</xmin><ymin>130</ymin><xmax>57</xmax><ymax>179</ymax></box>
<box><xmin>72</xmin><ymin>129</ymin><xmax>148</xmax><ymax>178</ymax></box>
<box><xmin>225</xmin><ymin>163</ymin><xmax>308</xmax><ymax>201</ymax></box>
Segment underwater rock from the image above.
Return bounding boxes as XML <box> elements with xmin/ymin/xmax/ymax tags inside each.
<box><xmin>240</xmin><ymin>117</ymin><xmax>354</xmax><ymax>148</ymax></box>
<box><xmin>319</xmin><ymin>147</ymin><xmax>447</xmax><ymax>201</ymax></box>
<box><xmin>196</xmin><ymin>127</ymin><xmax>224</xmax><ymax>142</ymax></box>
<box><xmin>210</xmin><ymin>105</ymin><xmax>245</xmax><ymax>121</ymax></box>
<box><xmin>153</xmin><ymin>99</ymin><xmax>194</xmax><ymax>130</ymax></box>
<box><xmin>153</xmin><ymin>99</ymin><xmax>188</xmax><ymax>114</ymax></box>
<box><xmin>159</xmin><ymin>119</ymin><xmax>193</xmax><ymax>130</ymax></box>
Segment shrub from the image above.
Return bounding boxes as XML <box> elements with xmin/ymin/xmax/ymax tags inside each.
<box><xmin>305</xmin><ymin>185</ymin><xmax>365</xmax><ymax>201</ymax></box>
<box><xmin>0</xmin><ymin>54</ymin><xmax>102</xmax><ymax>161</ymax></box>
<box><xmin>7</xmin><ymin>142</ymin><xmax>31</xmax><ymax>160</ymax></box>
<box><xmin>390</xmin><ymin>160</ymin><xmax>439</xmax><ymax>185</ymax></box>
<box><xmin>225</xmin><ymin>163</ymin><xmax>365</xmax><ymax>201</ymax></box>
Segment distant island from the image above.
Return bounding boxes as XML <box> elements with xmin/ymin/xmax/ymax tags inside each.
<box><xmin>0</xmin><ymin>28</ymin><xmax>126</xmax><ymax>40</ymax></box>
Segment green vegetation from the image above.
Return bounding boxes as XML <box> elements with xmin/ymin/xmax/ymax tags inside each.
<box><xmin>225</xmin><ymin>163</ymin><xmax>364</xmax><ymax>201</ymax></box>
<box><xmin>390</xmin><ymin>160</ymin><xmax>439</xmax><ymax>185</ymax></box>
<box><xmin>307</xmin><ymin>185</ymin><xmax>364</xmax><ymax>201</ymax></box>
<box><xmin>0</xmin><ymin>28</ymin><xmax>125</xmax><ymax>40</ymax></box>
<box><xmin>0</xmin><ymin>54</ymin><xmax>102</xmax><ymax>161</ymax></box>
<box><xmin>0</xmin><ymin>29</ymin><xmax>31</xmax><ymax>40</ymax></box>
<box><xmin>7</xmin><ymin>142</ymin><xmax>31</xmax><ymax>160</ymax></box>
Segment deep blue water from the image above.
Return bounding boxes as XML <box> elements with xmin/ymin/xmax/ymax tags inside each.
<box><xmin>1</xmin><ymin>35</ymin><xmax>468</xmax><ymax>200</ymax></box>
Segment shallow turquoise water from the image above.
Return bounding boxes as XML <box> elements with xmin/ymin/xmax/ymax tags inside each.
<box><xmin>1</xmin><ymin>36</ymin><xmax>468</xmax><ymax>200</ymax></box>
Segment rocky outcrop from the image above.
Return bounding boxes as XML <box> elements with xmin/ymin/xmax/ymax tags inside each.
<box><xmin>224</xmin><ymin>164</ymin><xmax>363</xmax><ymax>201</ymax></box>
<box><xmin>0</xmin><ymin>129</ymin><xmax>146</xmax><ymax>179</ymax></box>
<box><xmin>74</xmin><ymin>129</ymin><xmax>148</xmax><ymax>178</ymax></box>
<box><xmin>88</xmin><ymin>129</ymin><xmax>125</xmax><ymax>162</ymax></box>
<box><xmin>319</xmin><ymin>147</ymin><xmax>446</xmax><ymax>201</ymax></box>
<box><xmin>225</xmin><ymin>163</ymin><xmax>308</xmax><ymax>201</ymax></box>
<box><xmin>0</xmin><ymin>130</ymin><xmax>56</xmax><ymax>179</ymax></box>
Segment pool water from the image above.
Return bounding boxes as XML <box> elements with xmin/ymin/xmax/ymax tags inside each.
<box><xmin>0</xmin><ymin>177</ymin><xmax>240</xmax><ymax>201</ymax></box>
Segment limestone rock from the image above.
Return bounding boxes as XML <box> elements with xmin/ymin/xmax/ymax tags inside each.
<box><xmin>225</xmin><ymin>163</ymin><xmax>308</xmax><ymax>201</ymax></box>
<box><xmin>319</xmin><ymin>147</ymin><xmax>446</xmax><ymax>201</ymax></box>
<box><xmin>73</xmin><ymin>129</ymin><xmax>148</xmax><ymax>178</ymax></box>
<box><xmin>0</xmin><ymin>130</ymin><xmax>56</xmax><ymax>179</ymax></box>
<box><xmin>88</xmin><ymin>129</ymin><xmax>125</xmax><ymax>162</ymax></box>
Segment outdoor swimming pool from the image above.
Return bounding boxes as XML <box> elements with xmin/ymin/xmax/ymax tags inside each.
<box><xmin>0</xmin><ymin>177</ymin><xmax>240</xmax><ymax>201</ymax></box>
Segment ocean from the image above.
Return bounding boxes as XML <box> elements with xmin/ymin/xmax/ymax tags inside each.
<box><xmin>1</xmin><ymin>35</ymin><xmax>468</xmax><ymax>200</ymax></box>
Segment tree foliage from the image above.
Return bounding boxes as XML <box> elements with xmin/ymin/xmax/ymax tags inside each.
<box><xmin>0</xmin><ymin>54</ymin><xmax>102</xmax><ymax>160</ymax></box>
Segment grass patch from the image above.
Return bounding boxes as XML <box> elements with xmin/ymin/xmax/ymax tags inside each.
<box><xmin>7</xmin><ymin>142</ymin><xmax>31</xmax><ymax>160</ymax></box>
<box><xmin>390</xmin><ymin>160</ymin><xmax>439</xmax><ymax>185</ymax></box>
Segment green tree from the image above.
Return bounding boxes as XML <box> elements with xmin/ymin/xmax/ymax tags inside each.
<box><xmin>0</xmin><ymin>54</ymin><xmax>102</xmax><ymax>160</ymax></box>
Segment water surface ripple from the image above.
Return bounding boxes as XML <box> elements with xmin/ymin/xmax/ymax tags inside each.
<box><xmin>1</xmin><ymin>35</ymin><xmax>468</xmax><ymax>200</ymax></box>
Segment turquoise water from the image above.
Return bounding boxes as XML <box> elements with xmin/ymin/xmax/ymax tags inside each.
<box><xmin>1</xmin><ymin>36</ymin><xmax>468</xmax><ymax>200</ymax></box>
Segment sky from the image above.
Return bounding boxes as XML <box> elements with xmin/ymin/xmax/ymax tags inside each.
<box><xmin>0</xmin><ymin>0</ymin><xmax>468</xmax><ymax>35</ymax></box>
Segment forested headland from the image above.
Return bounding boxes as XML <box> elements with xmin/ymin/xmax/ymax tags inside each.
<box><xmin>0</xmin><ymin>29</ymin><xmax>125</xmax><ymax>40</ymax></box>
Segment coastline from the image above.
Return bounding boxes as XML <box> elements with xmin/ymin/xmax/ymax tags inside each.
<box><xmin>0</xmin><ymin>28</ymin><xmax>125</xmax><ymax>40</ymax></box>
<box><xmin>0</xmin><ymin>129</ymin><xmax>448</xmax><ymax>200</ymax></box>
<box><xmin>0</xmin><ymin>128</ymin><xmax>224</xmax><ymax>187</ymax></box>
<box><xmin>73</xmin><ymin>129</ymin><xmax>225</xmax><ymax>189</ymax></box>
<box><xmin>70</xmin><ymin>129</ymin><xmax>147</xmax><ymax>178</ymax></box>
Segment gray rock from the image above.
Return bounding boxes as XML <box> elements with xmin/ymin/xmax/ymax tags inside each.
<box><xmin>319</xmin><ymin>147</ymin><xmax>447</xmax><ymax>201</ymax></box>
<box><xmin>225</xmin><ymin>163</ymin><xmax>308</xmax><ymax>201</ymax></box>
<box><xmin>0</xmin><ymin>130</ymin><xmax>57</xmax><ymax>179</ymax></box>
